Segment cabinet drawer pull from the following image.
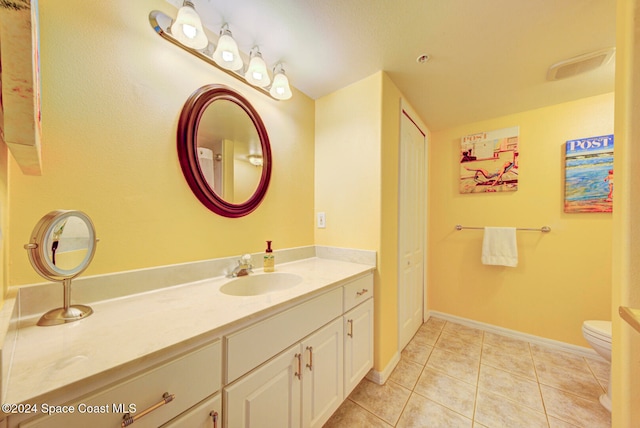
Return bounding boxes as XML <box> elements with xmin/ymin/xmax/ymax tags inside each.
<box><xmin>356</xmin><ymin>288</ymin><xmax>369</xmax><ymax>296</ymax></box>
<box><xmin>306</xmin><ymin>346</ymin><xmax>313</xmax><ymax>370</ymax></box>
<box><xmin>347</xmin><ymin>319</ymin><xmax>353</xmax><ymax>337</ymax></box>
<box><xmin>210</xmin><ymin>410</ymin><xmax>219</xmax><ymax>428</ymax></box>
<box><xmin>121</xmin><ymin>392</ymin><xmax>174</xmax><ymax>427</ymax></box>
<box><xmin>295</xmin><ymin>353</ymin><xmax>302</xmax><ymax>379</ymax></box>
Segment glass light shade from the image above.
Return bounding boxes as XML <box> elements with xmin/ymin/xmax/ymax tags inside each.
<box><xmin>212</xmin><ymin>27</ymin><xmax>243</xmax><ymax>71</ymax></box>
<box><xmin>170</xmin><ymin>1</ymin><xmax>208</xmax><ymax>50</ymax></box>
<box><xmin>245</xmin><ymin>50</ymin><xmax>271</xmax><ymax>87</ymax></box>
<box><xmin>270</xmin><ymin>67</ymin><xmax>292</xmax><ymax>100</ymax></box>
<box><xmin>248</xmin><ymin>154</ymin><xmax>263</xmax><ymax>166</ymax></box>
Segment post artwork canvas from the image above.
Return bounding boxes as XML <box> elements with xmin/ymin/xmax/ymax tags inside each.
<box><xmin>564</xmin><ymin>134</ymin><xmax>614</xmax><ymax>213</ymax></box>
<box><xmin>459</xmin><ymin>127</ymin><xmax>519</xmax><ymax>194</ymax></box>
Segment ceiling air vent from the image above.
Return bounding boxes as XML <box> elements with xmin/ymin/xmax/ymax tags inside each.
<box><xmin>547</xmin><ymin>48</ymin><xmax>615</xmax><ymax>81</ymax></box>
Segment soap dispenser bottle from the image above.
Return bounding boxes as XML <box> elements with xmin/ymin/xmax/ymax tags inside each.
<box><xmin>264</xmin><ymin>241</ymin><xmax>275</xmax><ymax>272</ymax></box>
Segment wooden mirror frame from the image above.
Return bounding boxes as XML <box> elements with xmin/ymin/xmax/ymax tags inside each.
<box><xmin>177</xmin><ymin>85</ymin><xmax>272</xmax><ymax>218</ymax></box>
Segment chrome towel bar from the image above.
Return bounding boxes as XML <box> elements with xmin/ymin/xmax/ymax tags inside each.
<box><xmin>455</xmin><ymin>224</ymin><xmax>551</xmax><ymax>233</ymax></box>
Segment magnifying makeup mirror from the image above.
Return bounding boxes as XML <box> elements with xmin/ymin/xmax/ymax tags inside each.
<box><xmin>24</xmin><ymin>210</ymin><xmax>98</xmax><ymax>326</ymax></box>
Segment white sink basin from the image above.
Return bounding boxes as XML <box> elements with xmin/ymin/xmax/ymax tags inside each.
<box><xmin>219</xmin><ymin>272</ymin><xmax>303</xmax><ymax>296</ymax></box>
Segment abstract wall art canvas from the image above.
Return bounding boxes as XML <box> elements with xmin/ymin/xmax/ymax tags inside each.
<box><xmin>459</xmin><ymin>126</ymin><xmax>519</xmax><ymax>194</ymax></box>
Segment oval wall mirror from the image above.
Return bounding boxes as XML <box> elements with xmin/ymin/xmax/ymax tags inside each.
<box><xmin>24</xmin><ymin>210</ymin><xmax>98</xmax><ymax>326</ymax></box>
<box><xmin>177</xmin><ymin>84</ymin><xmax>272</xmax><ymax>217</ymax></box>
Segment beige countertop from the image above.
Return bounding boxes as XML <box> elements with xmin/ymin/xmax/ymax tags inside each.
<box><xmin>4</xmin><ymin>257</ymin><xmax>374</xmax><ymax>406</ymax></box>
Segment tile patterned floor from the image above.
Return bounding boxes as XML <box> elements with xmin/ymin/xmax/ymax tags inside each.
<box><xmin>324</xmin><ymin>317</ymin><xmax>611</xmax><ymax>428</ymax></box>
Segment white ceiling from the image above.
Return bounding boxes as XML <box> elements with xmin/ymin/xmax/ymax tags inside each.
<box><xmin>165</xmin><ymin>0</ymin><xmax>616</xmax><ymax>131</ymax></box>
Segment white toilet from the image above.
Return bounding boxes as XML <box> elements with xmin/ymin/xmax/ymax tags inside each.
<box><xmin>582</xmin><ymin>320</ymin><xmax>612</xmax><ymax>412</ymax></box>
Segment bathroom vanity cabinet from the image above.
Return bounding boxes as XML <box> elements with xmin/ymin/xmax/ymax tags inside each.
<box><xmin>225</xmin><ymin>318</ymin><xmax>344</xmax><ymax>428</ymax></box>
<box><xmin>224</xmin><ymin>274</ymin><xmax>373</xmax><ymax>428</ymax></box>
<box><xmin>5</xmin><ymin>260</ymin><xmax>374</xmax><ymax>428</ymax></box>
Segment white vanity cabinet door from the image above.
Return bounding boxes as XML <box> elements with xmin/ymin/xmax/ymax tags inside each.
<box><xmin>160</xmin><ymin>393</ymin><xmax>221</xmax><ymax>428</ymax></box>
<box><xmin>301</xmin><ymin>317</ymin><xmax>343</xmax><ymax>428</ymax></box>
<box><xmin>344</xmin><ymin>299</ymin><xmax>374</xmax><ymax>396</ymax></box>
<box><xmin>224</xmin><ymin>343</ymin><xmax>302</xmax><ymax>428</ymax></box>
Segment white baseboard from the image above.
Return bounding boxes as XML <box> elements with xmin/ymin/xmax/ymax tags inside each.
<box><xmin>367</xmin><ymin>351</ymin><xmax>401</xmax><ymax>385</ymax></box>
<box><xmin>368</xmin><ymin>311</ymin><xmax>604</xmax><ymax>387</ymax></box>
<box><xmin>427</xmin><ymin>310</ymin><xmax>603</xmax><ymax>360</ymax></box>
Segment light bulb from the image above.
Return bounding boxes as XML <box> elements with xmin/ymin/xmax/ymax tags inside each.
<box><xmin>245</xmin><ymin>48</ymin><xmax>271</xmax><ymax>87</ymax></box>
<box><xmin>270</xmin><ymin>65</ymin><xmax>292</xmax><ymax>100</ymax></box>
<box><xmin>170</xmin><ymin>1</ymin><xmax>208</xmax><ymax>50</ymax></box>
<box><xmin>248</xmin><ymin>154</ymin><xmax>263</xmax><ymax>166</ymax></box>
<box><xmin>212</xmin><ymin>25</ymin><xmax>243</xmax><ymax>71</ymax></box>
<box><xmin>181</xmin><ymin>24</ymin><xmax>197</xmax><ymax>39</ymax></box>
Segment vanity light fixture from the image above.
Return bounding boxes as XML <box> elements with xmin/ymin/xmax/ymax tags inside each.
<box><xmin>170</xmin><ymin>1</ymin><xmax>208</xmax><ymax>50</ymax></box>
<box><xmin>270</xmin><ymin>64</ymin><xmax>293</xmax><ymax>100</ymax></box>
<box><xmin>248</xmin><ymin>154</ymin><xmax>264</xmax><ymax>166</ymax></box>
<box><xmin>212</xmin><ymin>24</ymin><xmax>243</xmax><ymax>71</ymax></box>
<box><xmin>245</xmin><ymin>47</ymin><xmax>271</xmax><ymax>88</ymax></box>
<box><xmin>149</xmin><ymin>10</ymin><xmax>293</xmax><ymax>100</ymax></box>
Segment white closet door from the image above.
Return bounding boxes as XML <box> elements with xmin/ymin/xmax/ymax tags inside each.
<box><xmin>398</xmin><ymin>109</ymin><xmax>426</xmax><ymax>351</ymax></box>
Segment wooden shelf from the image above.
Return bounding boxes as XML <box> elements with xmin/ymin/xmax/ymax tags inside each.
<box><xmin>0</xmin><ymin>0</ymin><xmax>42</xmax><ymax>175</ymax></box>
<box><xmin>619</xmin><ymin>306</ymin><xmax>640</xmax><ymax>334</ymax></box>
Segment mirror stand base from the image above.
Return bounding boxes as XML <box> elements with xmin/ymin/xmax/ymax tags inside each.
<box><xmin>37</xmin><ymin>305</ymin><xmax>94</xmax><ymax>326</ymax></box>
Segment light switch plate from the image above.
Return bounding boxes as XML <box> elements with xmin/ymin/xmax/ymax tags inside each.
<box><xmin>317</xmin><ymin>212</ymin><xmax>326</xmax><ymax>228</ymax></box>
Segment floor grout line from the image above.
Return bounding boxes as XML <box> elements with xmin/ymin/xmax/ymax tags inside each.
<box><xmin>528</xmin><ymin>340</ymin><xmax>551</xmax><ymax>427</ymax></box>
<box><xmin>472</xmin><ymin>329</ymin><xmax>485</xmax><ymax>425</ymax></box>
<box><xmin>326</xmin><ymin>317</ymin><xmax>610</xmax><ymax>427</ymax></box>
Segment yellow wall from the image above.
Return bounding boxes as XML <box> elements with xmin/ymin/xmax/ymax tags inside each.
<box><xmin>378</xmin><ymin>73</ymin><xmax>402</xmax><ymax>371</ymax></box>
<box><xmin>8</xmin><ymin>0</ymin><xmax>315</xmax><ymax>286</ymax></box>
<box><xmin>315</xmin><ymin>73</ymin><xmax>381</xmax><ymax>250</ymax></box>
<box><xmin>315</xmin><ymin>72</ymin><xmax>391</xmax><ymax>370</ymax></box>
<box><xmin>429</xmin><ymin>93</ymin><xmax>614</xmax><ymax>346</ymax></box>
<box><xmin>0</xmin><ymin>140</ymin><xmax>7</xmax><ymax>300</ymax></box>
<box><xmin>612</xmin><ymin>0</ymin><xmax>640</xmax><ymax>425</ymax></box>
<box><xmin>0</xmin><ymin>4</ymin><xmax>9</xmax><ymax>302</ymax></box>
<box><xmin>315</xmin><ymin>71</ymin><xmax>418</xmax><ymax>373</ymax></box>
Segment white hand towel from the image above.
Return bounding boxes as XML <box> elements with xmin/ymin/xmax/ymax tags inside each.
<box><xmin>482</xmin><ymin>227</ymin><xmax>518</xmax><ymax>267</ymax></box>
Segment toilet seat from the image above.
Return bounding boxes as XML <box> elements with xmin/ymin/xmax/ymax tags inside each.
<box><xmin>583</xmin><ymin>320</ymin><xmax>612</xmax><ymax>343</ymax></box>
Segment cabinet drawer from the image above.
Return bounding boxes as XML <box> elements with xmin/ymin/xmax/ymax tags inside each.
<box><xmin>226</xmin><ymin>288</ymin><xmax>342</xmax><ymax>383</ymax></box>
<box><xmin>160</xmin><ymin>393</ymin><xmax>221</xmax><ymax>428</ymax></box>
<box><xmin>21</xmin><ymin>340</ymin><xmax>222</xmax><ymax>428</ymax></box>
<box><xmin>343</xmin><ymin>275</ymin><xmax>373</xmax><ymax>312</ymax></box>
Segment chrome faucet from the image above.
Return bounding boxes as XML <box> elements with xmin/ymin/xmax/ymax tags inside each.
<box><xmin>229</xmin><ymin>254</ymin><xmax>253</xmax><ymax>277</ymax></box>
